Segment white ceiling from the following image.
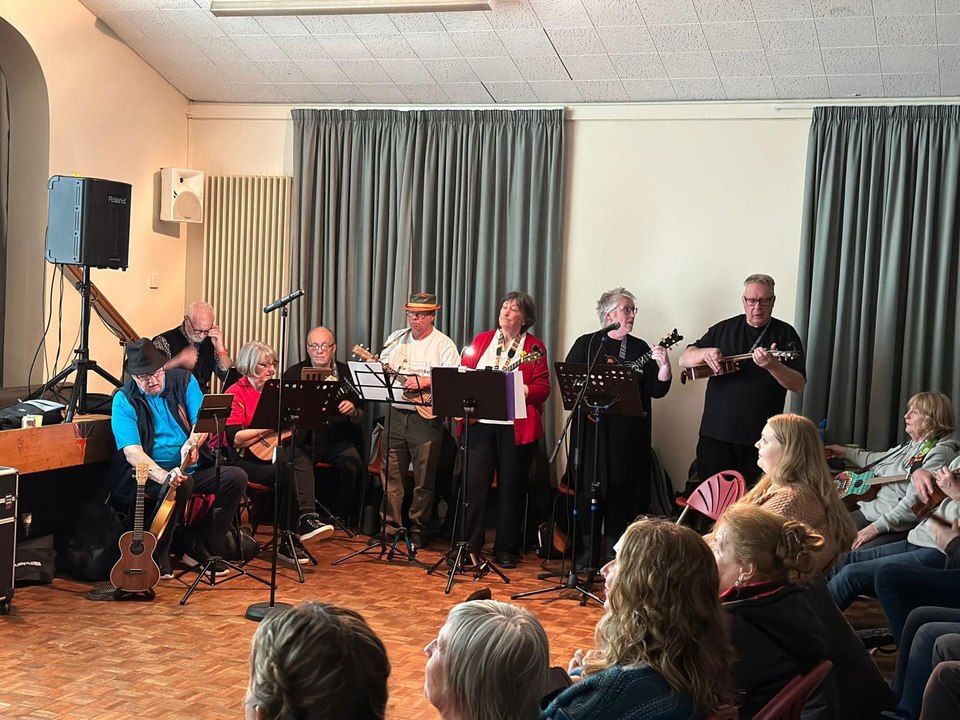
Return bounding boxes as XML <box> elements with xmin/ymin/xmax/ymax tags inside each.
<box><xmin>79</xmin><ymin>0</ymin><xmax>960</xmax><ymax>104</ymax></box>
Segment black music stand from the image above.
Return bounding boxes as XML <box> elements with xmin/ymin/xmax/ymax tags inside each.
<box><xmin>513</xmin><ymin>361</ymin><xmax>643</xmax><ymax>606</ymax></box>
<box><xmin>427</xmin><ymin>367</ymin><xmax>512</xmax><ymax>593</ymax></box>
<box><xmin>332</xmin><ymin>360</ymin><xmax>428</xmax><ymax>568</ymax></box>
<box><xmin>179</xmin><ymin>394</ymin><xmax>271</xmax><ymax>605</ymax></box>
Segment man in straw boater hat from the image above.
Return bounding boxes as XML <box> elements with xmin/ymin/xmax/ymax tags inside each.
<box><xmin>109</xmin><ymin>338</ymin><xmax>248</xmax><ymax>577</ymax></box>
<box><xmin>375</xmin><ymin>292</ymin><xmax>459</xmax><ymax>551</ymax></box>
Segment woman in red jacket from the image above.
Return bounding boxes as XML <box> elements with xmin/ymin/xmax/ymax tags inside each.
<box><xmin>459</xmin><ymin>291</ymin><xmax>550</xmax><ymax>568</ymax></box>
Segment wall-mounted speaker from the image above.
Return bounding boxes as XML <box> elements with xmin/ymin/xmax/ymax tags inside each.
<box><xmin>45</xmin><ymin>175</ymin><xmax>131</xmax><ymax>270</ymax></box>
<box><xmin>160</xmin><ymin>168</ymin><xmax>204</xmax><ymax>223</ymax></box>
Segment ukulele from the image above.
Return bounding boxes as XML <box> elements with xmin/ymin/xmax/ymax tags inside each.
<box><xmin>834</xmin><ymin>471</ymin><xmax>908</xmax><ymax>510</ymax></box>
<box><xmin>605</xmin><ymin>329</ymin><xmax>683</xmax><ymax>371</ymax></box>
<box><xmin>239</xmin><ymin>429</ymin><xmax>294</xmax><ymax>462</ymax></box>
<box><xmin>111</xmin><ymin>463</ymin><xmax>161</xmax><ymax>594</ymax></box>
<box><xmin>458</xmin><ymin>348</ymin><xmax>545</xmax><ymax>424</ymax></box>
<box><xmin>680</xmin><ymin>348</ymin><xmax>799</xmax><ymax>384</ymax></box>
<box><xmin>149</xmin><ymin>438</ymin><xmax>199</xmax><ymax>538</ymax></box>
<box><xmin>352</xmin><ymin>344</ymin><xmax>435</xmax><ymax>420</ymax></box>
<box><xmin>910</xmin><ymin>469</ymin><xmax>960</xmax><ymax>520</ymax></box>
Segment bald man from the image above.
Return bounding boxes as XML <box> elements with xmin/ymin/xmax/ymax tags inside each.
<box><xmin>153</xmin><ymin>301</ymin><xmax>235</xmax><ymax>394</ymax></box>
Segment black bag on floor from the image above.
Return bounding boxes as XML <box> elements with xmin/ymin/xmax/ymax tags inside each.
<box><xmin>15</xmin><ymin>534</ymin><xmax>56</xmax><ymax>586</ymax></box>
<box><xmin>57</xmin><ymin>502</ymin><xmax>126</xmax><ymax>582</ymax></box>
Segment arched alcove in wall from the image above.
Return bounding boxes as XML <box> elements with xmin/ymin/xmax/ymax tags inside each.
<box><xmin>0</xmin><ymin>18</ymin><xmax>50</xmax><ymax>387</ymax></box>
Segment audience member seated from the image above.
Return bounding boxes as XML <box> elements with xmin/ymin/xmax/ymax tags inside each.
<box><xmin>920</xmin><ymin>634</ymin><xmax>960</xmax><ymax>720</ymax></box>
<box><xmin>245</xmin><ymin>600</ymin><xmax>389</xmax><ymax>720</ymax></box>
<box><xmin>542</xmin><ymin>517</ymin><xmax>736</xmax><ymax>720</ymax></box>
<box><xmin>424</xmin><ymin>599</ymin><xmax>549</xmax><ymax>720</ymax></box>
<box><xmin>889</xmin><ymin>606</ymin><xmax>960</xmax><ymax>720</ymax></box>
<box><xmin>825</xmin><ymin>392</ymin><xmax>957</xmax><ymax>550</ymax></box>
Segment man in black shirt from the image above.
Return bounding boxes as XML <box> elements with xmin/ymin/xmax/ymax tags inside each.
<box><xmin>153</xmin><ymin>301</ymin><xmax>235</xmax><ymax>394</ymax></box>
<box><xmin>679</xmin><ymin>274</ymin><xmax>806</xmax><ymax>486</ymax></box>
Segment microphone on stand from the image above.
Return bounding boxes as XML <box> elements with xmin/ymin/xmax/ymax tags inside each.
<box><xmin>263</xmin><ymin>288</ymin><xmax>304</xmax><ymax>314</ymax></box>
<box><xmin>599</xmin><ymin>321</ymin><xmax>621</xmax><ymax>334</ymax></box>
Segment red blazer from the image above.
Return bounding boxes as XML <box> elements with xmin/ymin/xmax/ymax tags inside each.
<box><xmin>458</xmin><ymin>330</ymin><xmax>550</xmax><ymax>445</ymax></box>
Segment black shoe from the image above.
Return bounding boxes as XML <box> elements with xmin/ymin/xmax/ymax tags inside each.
<box><xmin>298</xmin><ymin>514</ymin><xmax>334</xmax><ymax>542</ymax></box>
<box><xmin>277</xmin><ymin>543</ymin><xmax>309</xmax><ymax>566</ymax></box>
<box><xmin>494</xmin><ymin>551</ymin><xmax>520</xmax><ymax>569</ymax></box>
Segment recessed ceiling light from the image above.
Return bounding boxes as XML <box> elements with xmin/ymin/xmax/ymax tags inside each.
<box><xmin>209</xmin><ymin>0</ymin><xmax>493</xmax><ymax>16</ymax></box>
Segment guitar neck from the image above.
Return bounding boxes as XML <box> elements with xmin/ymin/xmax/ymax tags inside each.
<box><xmin>133</xmin><ymin>464</ymin><xmax>148</xmax><ymax>542</ymax></box>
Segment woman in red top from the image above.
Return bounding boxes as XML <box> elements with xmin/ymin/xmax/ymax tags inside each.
<box><xmin>459</xmin><ymin>291</ymin><xmax>550</xmax><ymax>568</ymax></box>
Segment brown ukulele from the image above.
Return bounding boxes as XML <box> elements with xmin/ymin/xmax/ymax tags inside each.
<box><xmin>239</xmin><ymin>429</ymin><xmax>294</xmax><ymax>462</ymax></box>
<box><xmin>352</xmin><ymin>344</ymin><xmax>435</xmax><ymax>420</ymax></box>
<box><xmin>149</xmin><ymin>438</ymin><xmax>199</xmax><ymax>538</ymax></box>
<box><xmin>911</xmin><ymin>469</ymin><xmax>960</xmax><ymax>521</ymax></box>
<box><xmin>111</xmin><ymin>464</ymin><xmax>160</xmax><ymax>594</ymax></box>
<box><xmin>680</xmin><ymin>348</ymin><xmax>799</xmax><ymax>384</ymax></box>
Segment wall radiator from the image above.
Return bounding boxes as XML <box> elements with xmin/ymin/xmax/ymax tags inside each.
<box><xmin>203</xmin><ymin>175</ymin><xmax>292</xmax><ymax>366</ymax></box>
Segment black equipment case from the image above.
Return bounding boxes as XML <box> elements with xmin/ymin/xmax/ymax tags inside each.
<box><xmin>0</xmin><ymin>466</ymin><xmax>17</xmax><ymax>614</ymax></box>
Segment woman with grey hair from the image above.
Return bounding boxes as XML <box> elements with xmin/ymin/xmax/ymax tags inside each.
<box><xmin>424</xmin><ymin>599</ymin><xmax>550</xmax><ymax>720</ymax></box>
<box><xmin>564</xmin><ymin>287</ymin><xmax>673</xmax><ymax>567</ymax></box>
<box><xmin>245</xmin><ymin>600</ymin><xmax>390</xmax><ymax>720</ymax></box>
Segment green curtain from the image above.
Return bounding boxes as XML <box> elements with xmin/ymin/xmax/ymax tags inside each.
<box><xmin>796</xmin><ymin>105</ymin><xmax>960</xmax><ymax>448</ymax></box>
<box><xmin>290</xmin><ymin>108</ymin><xmax>565</xmax><ymax>432</ymax></box>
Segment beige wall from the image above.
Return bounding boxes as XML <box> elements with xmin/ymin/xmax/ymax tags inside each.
<box><xmin>0</xmin><ymin>0</ymin><xmax>189</xmax><ymax>393</ymax></box>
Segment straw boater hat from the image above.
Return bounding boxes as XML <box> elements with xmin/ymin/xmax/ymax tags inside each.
<box><xmin>404</xmin><ymin>292</ymin><xmax>441</xmax><ymax>312</ymax></box>
<box><xmin>124</xmin><ymin>338</ymin><xmax>167</xmax><ymax>376</ymax></box>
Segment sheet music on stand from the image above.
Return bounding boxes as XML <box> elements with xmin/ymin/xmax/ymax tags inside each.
<box><xmin>248</xmin><ymin>379</ymin><xmax>342</xmax><ymax>429</ymax></box>
<box><xmin>347</xmin><ymin>361</ymin><xmax>430</xmax><ymax>411</ymax></box>
<box><xmin>554</xmin><ymin>362</ymin><xmax>645</xmax><ymax>418</ymax></box>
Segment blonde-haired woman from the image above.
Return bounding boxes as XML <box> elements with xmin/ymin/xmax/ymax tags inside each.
<box><xmin>543</xmin><ymin>517</ymin><xmax>735</xmax><ymax>720</ymax></box>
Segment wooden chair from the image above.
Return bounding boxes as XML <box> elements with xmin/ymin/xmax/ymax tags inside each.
<box><xmin>676</xmin><ymin>470</ymin><xmax>746</xmax><ymax>526</ymax></box>
<box><xmin>752</xmin><ymin>660</ymin><xmax>834</xmax><ymax>720</ymax></box>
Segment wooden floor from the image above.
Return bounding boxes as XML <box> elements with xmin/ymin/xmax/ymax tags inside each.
<box><xmin>0</xmin><ymin>530</ymin><xmax>603</xmax><ymax>719</ymax></box>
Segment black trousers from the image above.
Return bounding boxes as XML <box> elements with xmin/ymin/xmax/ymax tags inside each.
<box><xmin>315</xmin><ymin>440</ymin><xmax>364</xmax><ymax>521</ymax></box>
<box><xmin>236</xmin><ymin>448</ymin><xmax>314</xmax><ymax>530</ymax></box>
<box><xmin>696</xmin><ymin>435</ymin><xmax>763</xmax><ymax>487</ymax></box>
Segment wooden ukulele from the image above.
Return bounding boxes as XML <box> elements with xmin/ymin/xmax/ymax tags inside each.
<box><xmin>149</xmin><ymin>438</ymin><xmax>199</xmax><ymax>538</ymax></box>
<box><xmin>352</xmin><ymin>344</ymin><xmax>435</xmax><ymax>420</ymax></box>
<box><xmin>111</xmin><ymin>464</ymin><xmax>160</xmax><ymax>595</ymax></box>
<box><xmin>680</xmin><ymin>348</ymin><xmax>799</xmax><ymax>384</ymax></box>
<box><xmin>911</xmin><ymin>468</ymin><xmax>960</xmax><ymax>520</ymax></box>
<box><xmin>239</xmin><ymin>429</ymin><xmax>294</xmax><ymax>462</ymax></box>
<box><xmin>605</xmin><ymin>329</ymin><xmax>683</xmax><ymax>371</ymax></box>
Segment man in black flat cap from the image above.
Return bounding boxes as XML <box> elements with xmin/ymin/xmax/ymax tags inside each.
<box><xmin>110</xmin><ymin>338</ymin><xmax>247</xmax><ymax>577</ymax></box>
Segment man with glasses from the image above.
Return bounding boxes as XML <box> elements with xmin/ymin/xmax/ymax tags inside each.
<box><xmin>283</xmin><ymin>326</ymin><xmax>365</xmax><ymax>527</ymax></box>
<box><xmin>376</xmin><ymin>292</ymin><xmax>459</xmax><ymax>549</ymax></box>
<box><xmin>679</xmin><ymin>274</ymin><xmax>805</xmax><ymax>486</ymax></box>
<box><xmin>152</xmin><ymin>301</ymin><xmax>235</xmax><ymax>393</ymax></box>
<box><xmin>110</xmin><ymin>339</ymin><xmax>248</xmax><ymax>577</ymax></box>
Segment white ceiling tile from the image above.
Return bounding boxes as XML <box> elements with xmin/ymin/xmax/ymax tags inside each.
<box><xmin>597</xmin><ymin>26</ymin><xmax>657</xmax><ymax>54</ymax></box>
<box><xmin>766</xmin><ymin>49</ymin><xmax>825</xmax><ymax>75</ymax></box>
<box><xmin>580</xmin><ymin>0</ymin><xmax>645</xmax><ymax>27</ymax></box>
<box><xmin>97</xmin><ymin>10</ymin><xmax>148</xmax><ymax>43</ymax></box>
<box><xmin>359</xmin><ymin>34</ymin><xmax>417</xmax><ymax>59</ymax></box>
<box><xmin>254</xmin><ymin>16</ymin><xmax>309</xmax><ymax>35</ymax></box>
<box><xmin>214</xmin><ymin>61</ymin><xmax>269</xmax><ymax>84</ymax></box>
<box><xmin>466</xmin><ymin>56</ymin><xmax>523</xmax><ymax>82</ymax></box>
<box><xmin>826</xmin><ymin>74</ymin><xmax>884</xmax><ymax>97</ymax></box>
<box><xmin>872</xmin><ymin>0</ymin><xmax>935</xmax><ymax>16</ymax></box>
<box><xmin>514</xmin><ymin>55</ymin><xmax>572</xmax><ymax>81</ymax></box>
<box><xmin>198</xmin><ymin>37</ymin><xmax>248</xmax><ymax>63</ymax></box>
<box><xmin>316</xmin><ymin>84</ymin><xmax>368</xmax><ymax>102</ymax></box>
<box><xmin>219</xmin><ymin>83</ymin><xmax>288</xmax><ymax>102</ymax></box>
<box><xmin>439</xmin><ymin>11</ymin><xmax>494</xmax><ymax>32</ymax></box>
<box><xmin>575</xmin><ymin>79</ymin><xmax>630</xmax><ymax>101</ymax></box>
<box><xmin>486</xmin><ymin>2</ymin><xmax>542</xmax><ymax>31</ymax></box>
<box><xmin>345</xmin><ymin>15</ymin><xmax>400</xmax><ymax>35</ymax></box>
<box><xmin>337</xmin><ymin>59</ymin><xmax>392</xmax><ymax>84</ymax></box>
<box><xmin>648</xmin><ymin>24</ymin><xmax>709</xmax><ymax>53</ymax></box>
<box><xmin>939</xmin><ymin>44</ymin><xmax>960</xmax><ymax>72</ymax></box>
<box><xmin>450</xmin><ymin>31</ymin><xmax>509</xmax><ymax>57</ymax></box>
<box><xmin>404</xmin><ymin>32</ymin><xmax>462</xmax><ymax>59</ymax></box>
<box><xmin>277</xmin><ymin>84</ymin><xmax>329</xmax><ymax>103</ymax></box>
<box><xmin>609</xmin><ymin>53</ymin><xmax>667</xmax><ymax>79</ymax></box>
<box><xmin>809</xmin><ymin>0</ymin><xmax>873</xmax><ymax>18</ymax></box>
<box><xmin>940</xmin><ymin>15</ymin><xmax>960</xmax><ymax>44</ymax></box>
<box><xmin>381</xmin><ymin>58</ymin><xmax>434</xmax><ymax>84</ymax></box>
<box><xmin>389</xmin><ymin>13</ymin><xmax>444</xmax><ymax>33</ymax></box>
<box><xmin>422</xmin><ymin>58</ymin><xmax>479</xmax><ymax>82</ymax></box>
<box><xmin>358</xmin><ymin>84</ymin><xmax>409</xmax><ymax>103</ymax></box>
<box><xmin>621</xmin><ymin>78</ymin><xmax>678</xmax><ymax>101</ymax></box>
<box><xmin>713</xmin><ymin>51</ymin><xmax>770</xmax><ymax>77</ymax></box>
<box><xmin>211</xmin><ymin>15</ymin><xmax>263</xmax><ymax>37</ymax></box>
<box><xmin>273</xmin><ymin>35</ymin><xmax>330</xmax><ymax>60</ymax></box>
<box><xmin>438</xmin><ymin>82</ymin><xmax>494</xmax><ymax>103</ymax></box>
<box><xmin>757</xmin><ymin>19</ymin><xmax>819</xmax><ymax>50</ymax></box>
<box><xmin>875</xmin><ymin>15</ymin><xmax>937</xmax><ymax>45</ymax></box>
<box><xmin>672</xmin><ymin>77</ymin><xmax>726</xmax><ymax>99</ymax></box>
<box><xmin>299</xmin><ymin>16</ymin><xmax>353</xmax><ymax>35</ymax></box>
<box><xmin>940</xmin><ymin>73</ymin><xmax>960</xmax><ymax>95</ymax></box>
<box><xmin>750</xmin><ymin>1</ymin><xmax>813</xmax><ymax>21</ymax></box>
<box><xmin>256</xmin><ymin>61</ymin><xmax>311</xmax><ymax>83</ymax></box>
<box><xmin>546</xmin><ymin>28</ymin><xmax>605</xmax><ymax>55</ymax></box>
<box><xmin>692</xmin><ymin>0</ymin><xmax>753</xmax><ymax>23</ymax></box>
<box><xmin>636</xmin><ymin>0</ymin><xmax>699</xmax><ymax>25</ymax></box>
<box><xmin>561</xmin><ymin>54</ymin><xmax>619</xmax><ymax>81</ymax></box>
<box><xmin>528</xmin><ymin>0</ymin><xmax>592</xmax><ymax>28</ymax></box>
<box><xmin>295</xmin><ymin>59</ymin><xmax>349</xmax><ymax>83</ymax></box>
<box><xmin>720</xmin><ymin>76</ymin><xmax>778</xmax><ymax>99</ymax></box>
<box><xmin>815</xmin><ymin>17</ymin><xmax>878</xmax><ymax>47</ymax></box>
<box><xmin>399</xmin><ymin>83</ymin><xmax>451</xmax><ymax>103</ymax></box>
<box><xmin>822</xmin><ymin>47</ymin><xmax>881</xmax><ymax>74</ymax></box>
<box><xmin>232</xmin><ymin>35</ymin><xmax>287</xmax><ymax>62</ymax></box>
<box><xmin>122</xmin><ymin>8</ymin><xmax>188</xmax><ymax>40</ymax></box>
<box><xmin>941</xmin><ymin>0</ymin><xmax>960</xmax><ymax>12</ymax></box>
<box><xmin>883</xmin><ymin>73</ymin><xmax>940</xmax><ymax>96</ymax></box>
<box><xmin>879</xmin><ymin>45</ymin><xmax>939</xmax><ymax>73</ymax></box>
<box><xmin>496</xmin><ymin>29</ymin><xmax>558</xmax><ymax>56</ymax></box>
<box><xmin>702</xmin><ymin>22</ymin><xmax>763</xmax><ymax>52</ymax></box>
<box><xmin>485</xmin><ymin>81</ymin><xmax>539</xmax><ymax>102</ymax></box>
<box><xmin>164</xmin><ymin>8</ymin><xmax>224</xmax><ymax>36</ymax></box>
<box><xmin>528</xmin><ymin>79</ymin><xmax>584</xmax><ymax>102</ymax></box>
<box><xmin>774</xmin><ymin>75</ymin><xmax>829</xmax><ymax>98</ymax></box>
<box><xmin>660</xmin><ymin>52</ymin><xmax>719</xmax><ymax>78</ymax></box>
<box><xmin>316</xmin><ymin>35</ymin><xmax>374</xmax><ymax>60</ymax></box>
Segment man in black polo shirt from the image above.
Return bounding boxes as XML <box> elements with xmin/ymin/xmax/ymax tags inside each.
<box><xmin>153</xmin><ymin>301</ymin><xmax>235</xmax><ymax>393</ymax></box>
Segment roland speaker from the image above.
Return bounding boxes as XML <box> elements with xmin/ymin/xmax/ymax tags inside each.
<box><xmin>160</xmin><ymin>168</ymin><xmax>204</xmax><ymax>223</ymax></box>
<box><xmin>45</xmin><ymin>175</ymin><xmax>131</xmax><ymax>270</ymax></box>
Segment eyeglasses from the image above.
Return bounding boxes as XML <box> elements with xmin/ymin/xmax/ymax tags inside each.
<box><xmin>616</xmin><ymin>306</ymin><xmax>637</xmax><ymax>315</ymax></box>
<box><xmin>134</xmin><ymin>368</ymin><xmax>164</xmax><ymax>382</ymax></box>
<box><xmin>406</xmin><ymin>311</ymin><xmax>434</xmax><ymax>319</ymax></box>
<box><xmin>184</xmin><ymin>315</ymin><xmax>212</xmax><ymax>336</ymax></box>
<box><xmin>743</xmin><ymin>297</ymin><xmax>775</xmax><ymax>307</ymax></box>
<box><xmin>307</xmin><ymin>342</ymin><xmax>334</xmax><ymax>352</ymax></box>
<box><xmin>257</xmin><ymin>360</ymin><xmax>278</xmax><ymax>369</ymax></box>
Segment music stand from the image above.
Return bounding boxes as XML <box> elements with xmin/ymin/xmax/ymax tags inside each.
<box><xmin>513</xmin><ymin>361</ymin><xmax>644</xmax><ymax>606</ymax></box>
<box><xmin>179</xmin><ymin>394</ymin><xmax>271</xmax><ymax>605</ymax></box>
<box><xmin>332</xmin><ymin>361</ymin><xmax>428</xmax><ymax>568</ymax></box>
<box><xmin>427</xmin><ymin>367</ymin><xmax>512</xmax><ymax>593</ymax></box>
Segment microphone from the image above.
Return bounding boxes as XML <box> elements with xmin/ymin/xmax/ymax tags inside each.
<box><xmin>599</xmin><ymin>321</ymin><xmax>621</xmax><ymax>334</ymax></box>
<box><xmin>263</xmin><ymin>288</ymin><xmax>305</xmax><ymax>314</ymax></box>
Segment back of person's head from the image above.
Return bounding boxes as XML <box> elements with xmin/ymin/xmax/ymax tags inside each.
<box><xmin>426</xmin><ymin>599</ymin><xmax>549</xmax><ymax>720</ymax></box>
<box><xmin>246</xmin><ymin>601</ymin><xmax>389</xmax><ymax>720</ymax></box>
<box><xmin>586</xmin><ymin>517</ymin><xmax>735</xmax><ymax>715</ymax></box>
<box><xmin>716</xmin><ymin>505</ymin><xmax>826</xmax><ymax>585</ymax></box>
<box><xmin>908</xmin><ymin>391</ymin><xmax>955</xmax><ymax>439</ymax></box>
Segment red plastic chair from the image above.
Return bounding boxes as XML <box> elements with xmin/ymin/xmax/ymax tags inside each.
<box><xmin>752</xmin><ymin>660</ymin><xmax>834</xmax><ymax>720</ymax></box>
<box><xmin>676</xmin><ymin>470</ymin><xmax>746</xmax><ymax>525</ymax></box>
